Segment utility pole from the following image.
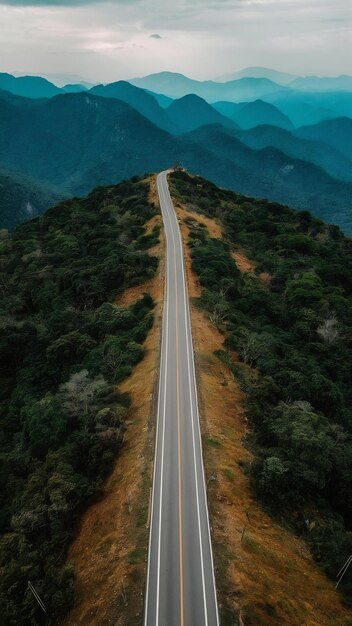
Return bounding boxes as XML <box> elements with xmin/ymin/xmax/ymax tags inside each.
<box><xmin>28</xmin><ymin>581</ymin><xmax>46</xmax><ymax>613</ymax></box>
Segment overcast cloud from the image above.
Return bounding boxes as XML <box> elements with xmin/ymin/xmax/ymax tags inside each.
<box><xmin>0</xmin><ymin>0</ymin><xmax>351</xmax><ymax>82</ymax></box>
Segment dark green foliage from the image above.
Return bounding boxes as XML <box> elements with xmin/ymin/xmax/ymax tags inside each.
<box><xmin>171</xmin><ymin>171</ymin><xmax>352</xmax><ymax>600</ymax></box>
<box><xmin>0</xmin><ymin>178</ymin><xmax>157</xmax><ymax>624</ymax></box>
<box><xmin>0</xmin><ymin>169</ymin><xmax>65</xmax><ymax>230</ymax></box>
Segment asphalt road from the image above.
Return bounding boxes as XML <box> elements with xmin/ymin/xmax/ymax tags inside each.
<box><xmin>144</xmin><ymin>171</ymin><xmax>219</xmax><ymax>626</ymax></box>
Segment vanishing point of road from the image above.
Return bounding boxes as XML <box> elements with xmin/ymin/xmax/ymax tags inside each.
<box><xmin>144</xmin><ymin>171</ymin><xmax>219</xmax><ymax>626</ymax></box>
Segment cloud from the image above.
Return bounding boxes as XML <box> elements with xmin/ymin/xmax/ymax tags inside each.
<box><xmin>0</xmin><ymin>0</ymin><xmax>138</xmax><ymax>5</ymax></box>
<box><xmin>0</xmin><ymin>0</ymin><xmax>350</xmax><ymax>80</ymax></box>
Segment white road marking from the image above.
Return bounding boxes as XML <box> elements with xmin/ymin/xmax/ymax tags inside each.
<box><xmin>144</xmin><ymin>172</ymin><xmax>219</xmax><ymax>625</ymax></box>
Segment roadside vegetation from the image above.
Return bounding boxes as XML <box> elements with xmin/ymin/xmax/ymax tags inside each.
<box><xmin>0</xmin><ymin>177</ymin><xmax>158</xmax><ymax>624</ymax></box>
<box><xmin>170</xmin><ymin>170</ymin><xmax>352</xmax><ymax>604</ymax></box>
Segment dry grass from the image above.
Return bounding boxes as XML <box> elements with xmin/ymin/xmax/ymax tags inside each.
<box><xmin>231</xmin><ymin>251</ymin><xmax>256</xmax><ymax>275</ymax></box>
<box><xmin>176</xmin><ymin>201</ymin><xmax>352</xmax><ymax>626</ymax></box>
<box><xmin>61</xmin><ymin>176</ymin><xmax>164</xmax><ymax>626</ymax></box>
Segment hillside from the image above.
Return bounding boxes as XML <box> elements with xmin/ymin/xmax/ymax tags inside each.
<box><xmin>237</xmin><ymin>124</ymin><xmax>352</xmax><ymax>181</ymax></box>
<box><xmin>182</xmin><ymin>125</ymin><xmax>352</xmax><ymax>233</ymax></box>
<box><xmin>90</xmin><ymin>80</ymin><xmax>174</xmax><ymax>133</ymax></box>
<box><xmin>214</xmin><ymin>99</ymin><xmax>294</xmax><ymax>130</ymax></box>
<box><xmin>0</xmin><ymin>177</ymin><xmax>159</xmax><ymax>624</ymax></box>
<box><xmin>295</xmin><ymin>117</ymin><xmax>352</xmax><ymax>161</ymax></box>
<box><xmin>0</xmin><ymin>168</ymin><xmax>65</xmax><ymax>229</ymax></box>
<box><xmin>166</xmin><ymin>93</ymin><xmax>236</xmax><ymax>133</ymax></box>
<box><xmin>170</xmin><ymin>170</ymin><xmax>352</xmax><ymax>615</ymax></box>
<box><xmin>0</xmin><ymin>92</ymin><xmax>178</xmax><ymax>194</ymax></box>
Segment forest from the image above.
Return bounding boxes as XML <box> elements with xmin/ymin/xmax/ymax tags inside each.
<box><xmin>170</xmin><ymin>170</ymin><xmax>352</xmax><ymax>602</ymax></box>
<box><xmin>0</xmin><ymin>177</ymin><xmax>158</xmax><ymax>624</ymax></box>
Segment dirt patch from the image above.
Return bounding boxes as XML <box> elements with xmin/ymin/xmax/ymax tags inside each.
<box><xmin>175</xmin><ymin>202</ymin><xmax>223</xmax><ymax>240</ymax></box>
<box><xmin>231</xmin><ymin>251</ymin><xmax>256</xmax><ymax>274</ymax></box>
<box><xmin>174</xmin><ymin>200</ymin><xmax>271</xmax><ymax>290</ymax></box>
<box><xmin>177</xmin><ymin>200</ymin><xmax>351</xmax><ymax>626</ymax></box>
<box><xmin>61</xmin><ymin>175</ymin><xmax>164</xmax><ymax>626</ymax></box>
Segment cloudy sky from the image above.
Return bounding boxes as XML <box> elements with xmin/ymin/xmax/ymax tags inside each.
<box><xmin>0</xmin><ymin>0</ymin><xmax>351</xmax><ymax>83</ymax></box>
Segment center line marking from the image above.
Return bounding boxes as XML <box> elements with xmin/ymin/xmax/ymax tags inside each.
<box><xmin>173</xmin><ymin>230</ymin><xmax>185</xmax><ymax>626</ymax></box>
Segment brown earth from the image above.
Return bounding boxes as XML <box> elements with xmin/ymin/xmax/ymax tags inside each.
<box><xmin>174</xmin><ymin>200</ymin><xmax>352</xmax><ymax>626</ymax></box>
<box><xmin>61</xmin><ymin>176</ymin><xmax>164</xmax><ymax>626</ymax></box>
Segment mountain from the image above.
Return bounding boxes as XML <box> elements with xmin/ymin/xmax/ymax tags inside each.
<box><xmin>130</xmin><ymin>71</ymin><xmax>284</xmax><ymax>102</ymax></box>
<box><xmin>0</xmin><ymin>88</ymin><xmax>44</xmax><ymax>108</ymax></box>
<box><xmin>180</xmin><ymin>125</ymin><xmax>352</xmax><ymax>233</ymax></box>
<box><xmin>144</xmin><ymin>89</ymin><xmax>173</xmax><ymax>108</ymax></box>
<box><xmin>90</xmin><ymin>80</ymin><xmax>174</xmax><ymax>132</ymax></box>
<box><xmin>236</xmin><ymin>124</ymin><xmax>352</xmax><ymax>182</ymax></box>
<box><xmin>0</xmin><ymin>168</ymin><xmax>65</xmax><ymax>230</ymax></box>
<box><xmin>290</xmin><ymin>75</ymin><xmax>352</xmax><ymax>92</ymax></box>
<box><xmin>0</xmin><ymin>90</ymin><xmax>351</xmax><ymax>232</ymax></box>
<box><xmin>0</xmin><ymin>92</ymin><xmax>180</xmax><ymax>194</ymax></box>
<box><xmin>14</xmin><ymin>72</ymin><xmax>95</xmax><ymax>88</ymax></box>
<box><xmin>270</xmin><ymin>100</ymin><xmax>337</xmax><ymax>127</ymax></box>
<box><xmin>294</xmin><ymin>117</ymin><xmax>352</xmax><ymax>162</ymax></box>
<box><xmin>267</xmin><ymin>90</ymin><xmax>352</xmax><ymax>124</ymax></box>
<box><xmin>214</xmin><ymin>99</ymin><xmax>293</xmax><ymax>130</ymax></box>
<box><xmin>166</xmin><ymin>94</ymin><xmax>237</xmax><ymax>133</ymax></box>
<box><xmin>215</xmin><ymin>66</ymin><xmax>298</xmax><ymax>85</ymax></box>
<box><xmin>0</xmin><ymin>72</ymin><xmax>61</xmax><ymax>98</ymax></box>
<box><xmin>63</xmin><ymin>83</ymin><xmax>88</xmax><ymax>93</ymax></box>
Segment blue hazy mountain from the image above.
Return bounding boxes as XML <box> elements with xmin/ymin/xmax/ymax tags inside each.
<box><xmin>144</xmin><ymin>89</ymin><xmax>173</xmax><ymax>108</ymax></box>
<box><xmin>90</xmin><ymin>80</ymin><xmax>174</xmax><ymax>132</ymax></box>
<box><xmin>0</xmin><ymin>72</ymin><xmax>61</xmax><ymax>98</ymax></box>
<box><xmin>181</xmin><ymin>124</ymin><xmax>352</xmax><ymax>232</ymax></box>
<box><xmin>0</xmin><ymin>87</ymin><xmax>351</xmax><ymax>232</ymax></box>
<box><xmin>213</xmin><ymin>99</ymin><xmax>294</xmax><ymax>130</ymax></box>
<box><xmin>294</xmin><ymin>117</ymin><xmax>352</xmax><ymax>161</ymax></box>
<box><xmin>0</xmin><ymin>88</ymin><xmax>45</xmax><ymax>109</ymax></box>
<box><xmin>290</xmin><ymin>75</ymin><xmax>352</xmax><ymax>92</ymax></box>
<box><xmin>236</xmin><ymin>124</ymin><xmax>352</xmax><ymax>181</ymax></box>
<box><xmin>166</xmin><ymin>94</ymin><xmax>237</xmax><ymax>133</ymax></box>
<box><xmin>130</xmin><ymin>71</ymin><xmax>284</xmax><ymax>101</ymax></box>
<box><xmin>267</xmin><ymin>90</ymin><xmax>352</xmax><ymax>124</ymax></box>
<box><xmin>63</xmin><ymin>83</ymin><xmax>89</xmax><ymax>93</ymax></box>
<box><xmin>215</xmin><ymin>66</ymin><xmax>298</xmax><ymax>85</ymax></box>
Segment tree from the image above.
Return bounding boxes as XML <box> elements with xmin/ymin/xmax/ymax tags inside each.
<box><xmin>317</xmin><ymin>314</ymin><xmax>339</xmax><ymax>344</ymax></box>
<box><xmin>59</xmin><ymin>370</ymin><xmax>106</xmax><ymax>420</ymax></box>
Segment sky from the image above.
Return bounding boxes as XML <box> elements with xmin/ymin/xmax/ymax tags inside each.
<box><xmin>0</xmin><ymin>0</ymin><xmax>351</xmax><ymax>84</ymax></box>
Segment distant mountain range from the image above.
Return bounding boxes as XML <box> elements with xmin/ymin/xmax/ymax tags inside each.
<box><xmin>0</xmin><ymin>87</ymin><xmax>351</xmax><ymax>233</ymax></box>
<box><xmin>0</xmin><ymin>73</ymin><xmax>61</xmax><ymax>98</ymax></box>
<box><xmin>213</xmin><ymin>100</ymin><xmax>294</xmax><ymax>131</ymax></box>
<box><xmin>130</xmin><ymin>72</ymin><xmax>283</xmax><ymax>102</ymax></box>
<box><xmin>0</xmin><ymin>67</ymin><xmax>351</xmax><ymax>233</ymax></box>
<box><xmin>214</xmin><ymin>66</ymin><xmax>298</xmax><ymax>85</ymax></box>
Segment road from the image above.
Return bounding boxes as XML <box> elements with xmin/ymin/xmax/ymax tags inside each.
<box><xmin>144</xmin><ymin>171</ymin><xmax>219</xmax><ymax>626</ymax></box>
